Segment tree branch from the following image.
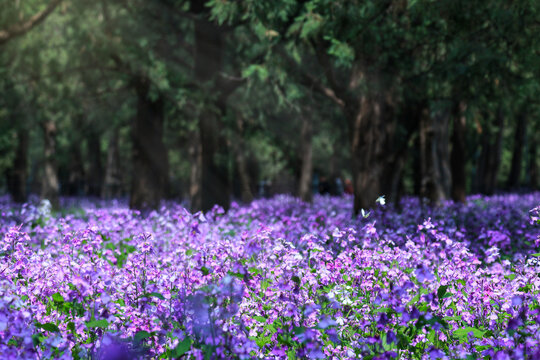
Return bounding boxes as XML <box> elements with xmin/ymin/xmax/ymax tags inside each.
<box><xmin>0</xmin><ymin>0</ymin><xmax>62</xmax><ymax>45</ymax></box>
<box><xmin>276</xmin><ymin>46</ymin><xmax>346</xmax><ymax>109</ymax></box>
<box><xmin>311</xmin><ymin>39</ymin><xmax>354</xmax><ymax>106</ymax></box>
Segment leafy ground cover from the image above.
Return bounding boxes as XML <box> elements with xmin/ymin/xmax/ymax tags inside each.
<box><xmin>0</xmin><ymin>193</ymin><xmax>539</xmax><ymax>359</ymax></box>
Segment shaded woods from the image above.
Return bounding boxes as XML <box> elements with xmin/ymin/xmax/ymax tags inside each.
<box><xmin>0</xmin><ymin>0</ymin><xmax>538</xmax><ymax>213</ymax></box>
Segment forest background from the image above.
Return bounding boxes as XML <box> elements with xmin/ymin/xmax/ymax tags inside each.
<box><xmin>0</xmin><ymin>0</ymin><xmax>538</xmax><ymax>214</ymax></box>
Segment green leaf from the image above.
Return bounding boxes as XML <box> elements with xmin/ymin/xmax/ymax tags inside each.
<box><xmin>327</xmin><ymin>39</ymin><xmax>355</xmax><ymax>66</ymax></box>
<box><xmin>173</xmin><ymin>336</ymin><xmax>192</xmax><ymax>357</ymax></box>
<box><xmin>453</xmin><ymin>327</ymin><xmax>485</xmax><ymax>341</ymax></box>
<box><xmin>201</xmin><ymin>266</ymin><xmax>210</xmax><ymax>276</ymax></box>
<box><xmin>252</xmin><ymin>335</ymin><xmax>272</xmax><ymax>348</ymax></box>
<box><xmin>147</xmin><ymin>292</ymin><xmax>165</xmax><ymax>300</ymax></box>
<box><xmin>134</xmin><ymin>330</ymin><xmax>152</xmax><ymax>342</ymax></box>
<box><xmin>408</xmin><ymin>293</ymin><xmax>420</xmax><ymax>305</ymax></box>
<box><xmin>37</xmin><ymin>322</ymin><xmax>60</xmax><ymax>333</ymax></box>
<box><xmin>437</xmin><ymin>285</ymin><xmax>449</xmax><ymax>300</ymax></box>
<box><xmin>300</xmin><ymin>13</ymin><xmax>324</xmax><ymax>39</ymax></box>
<box><xmin>227</xmin><ymin>270</ymin><xmax>245</xmax><ymax>280</ymax></box>
<box><xmin>242</xmin><ymin>64</ymin><xmax>268</xmax><ymax>81</ymax></box>
<box><xmin>253</xmin><ymin>315</ymin><xmax>266</xmax><ymax>323</ymax></box>
<box><xmin>85</xmin><ymin>319</ymin><xmax>109</xmax><ymax>329</ymax></box>
<box><xmin>261</xmin><ymin>278</ymin><xmax>271</xmax><ymax>291</ymax></box>
<box><xmin>52</xmin><ymin>293</ymin><xmax>64</xmax><ymax>303</ymax></box>
<box><xmin>287</xmin><ymin>350</ymin><xmax>296</xmax><ymax>360</ymax></box>
<box><xmin>248</xmin><ymin>267</ymin><xmax>262</xmax><ymax>276</ymax></box>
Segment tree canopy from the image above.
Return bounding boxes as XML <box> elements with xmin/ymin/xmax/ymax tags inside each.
<box><xmin>0</xmin><ymin>0</ymin><xmax>538</xmax><ymax>212</ymax></box>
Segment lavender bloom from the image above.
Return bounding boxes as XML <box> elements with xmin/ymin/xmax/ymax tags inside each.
<box><xmin>0</xmin><ymin>193</ymin><xmax>538</xmax><ymax>358</ymax></box>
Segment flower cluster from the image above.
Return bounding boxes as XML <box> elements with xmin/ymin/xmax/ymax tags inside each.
<box><xmin>0</xmin><ymin>192</ymin><xmax>538</xmax><ymax>359</ymax></box>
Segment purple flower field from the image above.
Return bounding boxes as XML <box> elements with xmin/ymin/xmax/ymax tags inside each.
<box><xmin>1</xmin><ymin>193</ymin><xmax>539</xmax><ymax>359</ymax></box>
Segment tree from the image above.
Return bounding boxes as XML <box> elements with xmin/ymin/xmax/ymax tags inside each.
<box><xmin>0</xmin><ymin>0</ymin><xmax>62</xmax><ymax>45</ymax></box>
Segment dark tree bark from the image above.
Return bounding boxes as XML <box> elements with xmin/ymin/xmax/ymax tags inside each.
<box><xmin>41</xmin><ymin>120</ymin><xmax>59</xmax><ymax>208</ymax></box>
<box><xmin>419</xmin><ymin>106</ymin><xmax>451</xmax><ymax>205</ymax></box>
<box><xmin>6</xmin><ymin>128</ymin><xmax>29</xmax><ymax>203</ymax></box>
<box><xmin>102</xmin><ymin>128</ymin><xmax>122</xmax><ymax>199</ymax></box>
<box><xmin>193</xmin><ymin>10</ymin><xmax>231</xmax><ymax>212</ymax></box>
<box><xmin>450</xmin><ymin>101</ymin><xmax>467</xmax><ymax>203</ymax></box>
<box><xmin>529</xmin><ymin>136</ymin><xmax>538</xmax><ymax>190</ymax></box>
<box><xmin>129</xmin><ymin>79</ymin><xmax>169</xmax><ymax>210</ymax></box>
<box><xmin>232</xmin><ymin>116</ymin><xmax>253</xmax><ymax>203</ymax></box>
<box><xmin>349</xmin><ymin>90</ymin><xmax>397</xmax><ymax>215</ymax></box>
<box><xmin>298</xmin><ymin>114</ymin><xmax>313</xmax><ymax>203</ymax></box>
<box><xmin>199</xmin><ymin>112</ymin><xmax>230</xmax><ymax>212</ymax></box>
<box><xmin>279</xmin><ymin>44</ymin><xmax>410</xmax><ymax>213</ymax></box>
<box><xmin>507</xmin><ymin>111</ymin><xmax>526</xmax><ymax>189</ymax></box>
<box><xmin>475</xmin><ymin>107</ymin><xmax>504</xmax><ymax>195</ymax></box>
<box><xmin>66</xmin><ymin>142</ymin><xmax>85</xmax><ymax>196</ymax></box>
<box><xmin>86</xmin><ymin>130</ymin><xmax>103</xmax><ymax>197</ymax></box>
<box><xmin>189</xmin><ymin>129</ymin><xmax>202</xmax><ymax>211</ymax></box>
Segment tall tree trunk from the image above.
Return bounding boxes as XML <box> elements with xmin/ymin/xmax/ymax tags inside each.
<box><xmin>189</xmin><ymin>129</ymin><xmax>202</xmax><ymax>211</ymax></box>
<box><xmin>67</xmin><ymin>142</ymin><xmax>85</xmax><ymax>196</ymax></box>
<box><xmin>507</xmin><ymin>111</ymin><xmax>526</xmax><ymax>189</ymax></box>
<box><xmin>419</xmin><ymin>106</ymin><xmax>439</xmax><ymax>204</ymax></box>
<box><xmin>199</xmin><ymin>112</ymin><xmax>230</xmax><ymax>211</ymax></box>
<box><xmin>450</xmin><ymin>101</ymin><xmax>467</xmax><ymax>203</ymax></box>
<box><xmin>102</xmin><ymin>128</ymin><xmax>122</xmax><ymax>199</ymax></box>
<box><xmin>193</xmin><ymin>12</ymin><xmax>230</xmax><ymax>212</ymax></box>
<box><xmin>349</xmin><ymin>90</ymin><xmax>396</xmax><ymax>215</ymax></box>
<box><xmin>419</xmin><ymin>106</ymin><xmax>451</xmax><ymax>205</ymax></box>
<box><xmin>232</xmin><ymin>116</ymin><xmax>254</xmax><ymax>203</ymax></box>
<box><xmin>529</xmin><ymin>136</ymin><xmax>538</xmax><ymax>190</ymax></box>
<box><xmin>86</xmin><ymin>130</ymin><xmax>103</xmax><ymax>197</ymax></box>
<box><xmin>129</xmin><ymin>79</ymin><xmax>169</xmax><ymax>210</ymax></box>
<box><xmin>434</xmin><ymin>111</ymin><xmax>452</xmax><ymax>198</ymax></box>
<box><xmin>6</xmin><ymin>128</ymin><xmax>29</xmax><ymax>203</ymax></box>
<box><xmin>298</xmin><ymin>114</ymin><xmax>313</xmax><ymax>203</ymax></box>
<box><xmin>41</xmin><ymin>120</ymin><xmax>59</xmax><ymax>208</ymax></box>
<box><xmin>475</xmin><ymin>107</ymin><xmax>504</xmax><ymax>195</ymax></box>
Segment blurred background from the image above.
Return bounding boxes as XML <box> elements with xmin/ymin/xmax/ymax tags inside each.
<box><xmin>0</xmin><ymin>0</ymin><xmax>538</xmax><ymax>214</ymax></box>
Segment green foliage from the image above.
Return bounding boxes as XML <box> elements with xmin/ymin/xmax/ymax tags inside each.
<box><xmin>0</xmin><ymin>0</ymin><xmax>538</xmax><ymax>199</ymax></box>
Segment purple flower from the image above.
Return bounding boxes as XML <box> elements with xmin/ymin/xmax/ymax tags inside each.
<box><xmin>96</xmin><ymin>334</ymin><xmax>140</xmax><ymax>360</ymax></box>
<box><xmin>511</xmin><ymin>295</ymin><xmax>522</xmax><ymax>307</ymax></box>
<box><xmin>493</xmin><ymin>351</ymin><xmax>511</xmax><ymax>360</ymax></box>
<box><xmin>378</xmin><ymin>313</ymin><xmax>390</xmax><ymax>326</ymax></box>
<box><xmin>386</xmin><ymin>330</ymin><xmax>397</xmax><ymax>345</ymax></box>
<box><xmin>428</xmin><ymin>347</ymin><xmax>445</xmax><ymax>359</ymax></box>
<box><xmin>415</xmin><ymin>265</ymin><xmax>435</xmax><ymax>283</ymax></box>
<box><xmin>318</xmin><ymin>315</ymin><xmax>337</xmax><ymax>329</ymax></box>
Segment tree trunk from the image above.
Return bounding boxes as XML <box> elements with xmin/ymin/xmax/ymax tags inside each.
<box><xmin>102</xmin><ymin>128</ymin><xmax>122</xmax><ymax>199</ymax></box>
<box><xmin>67</xmin><ymin>142</ymin><xmax>85</xmax><ymax>196</ymax></box>
<box><xmin>349</xmin><ymin>90</ymin><xmax>396</xmax><ymax>215</ymax></box>
<box><xmin>129</xmin><ymin>79</ymin><xmax>169</xmax><ymax>210</ymax></box>
<box><xmin>419</xmin><ymin>106</ymin><xmax>451</xmax><ymax>205</ymax></box>
<box><xmin>529</xmin><ymin>136</ymin><xmax>538</xmax><ymax>190</ymax></box>
<box><xmin>298</xmin><ymin>114</ymin><xmax>313</xmax><ymax>203</ymax></box>
<box><xmin>419</xmin><ymin>106</ymin><xmax>438</xmax><ymax>204</ymax></box>
<box><xmin>41</xmin><ymin>120</ymin><xmax>59</xmax><ymax>209</ymax></box>
<box><xmin>6</xmin><ymin>128</ymin><xmax>29</xmax><ymax>203</ymax></box>
<box><xmin>189</xmin><ymin>129</ymin><xmax>202</xmax><ymax>211</ymax></box>
<box><xmin>475</xmin><ymin>107</ymin><xmax>504</xmax><ymax>195</ymax></box>
<box><xmin>86</xmin><ymin>130</ymin><xmax>103</xmax><ymax>197</ymax></box>
<box><xmin>193</xmin><ymin>13</ymin><xmax>230</xmax><ymax>212</ymax></box>
<box><xmin>232</xmin><ymin>116</ymin><xmax>253</xmax><ymax>203</ymax></box>
<box><xmin>450</xmin><ymin>101</ymin><xmax>467</xmax><ymax>203</ymax></box>
<box><xmin>434</xmin><ymin>111</ymin><xmax>452</xmax><ymax>198</ymax></box>
<box><xmin>507</xmin><ymin>111</ymin><xmax>526</xmax><ymax>189</ymax></box>
<box><xmin>199</xmin><ymin>112</ymin><xmax>230</xmax><ymax>212</ymax></box>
